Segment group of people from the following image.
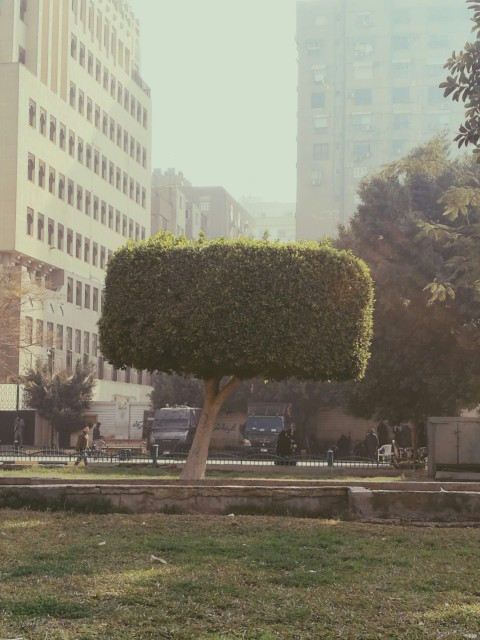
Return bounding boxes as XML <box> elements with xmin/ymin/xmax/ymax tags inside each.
<box><xmin>74</xmin><ymin>422</ymin><xmax>104</xmax><ymax>465</ymax></box>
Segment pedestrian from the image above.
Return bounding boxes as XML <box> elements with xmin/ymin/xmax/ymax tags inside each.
<box><xmin>365</xmin><ymin>427</ymin><xmax>379</xmax><ymax>460</ymax></box>
<box><xmin>74</xmin><ymin>426</ymin><xmax>90</xmax><ymax>466</ymax></box>
<box><xmin>275</xmin><ymin>426</ymin><xmax>297</xmax><ymax>465</ymax></box>
<box><xmin>92</xmin><ymin>422</ymin><xmax>101</xmax><ymax>442</ymax></box>
<box><xmin>13</xmin><ymin>415</ymin><xmax>25</xmax><ymax>449</ymax></box>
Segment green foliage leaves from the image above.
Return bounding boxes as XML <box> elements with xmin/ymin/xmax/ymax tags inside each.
<box><xmin>99</xmin><ymin>235</ymin><xmax>373</xmax><ymax>384</ymax></box>
<box><xmin>337</xmin><ymin>139</ymin><xmax>480</xmax><ymax>425</ymax></box>
<box><xmin>442</xmin><ymin>1</ymin><xmax>480</xmax><ymax>153</ymax></box>
<box><xmin>21</xmin><ymin>360</ymin><xmax>96</xmax><ymax>433</ymax></box>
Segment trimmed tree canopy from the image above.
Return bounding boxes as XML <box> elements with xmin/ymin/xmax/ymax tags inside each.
<box><xmin>98</xmin><ymin>234</ymin><xmax>373</xmax><ymax>384</ymax></box>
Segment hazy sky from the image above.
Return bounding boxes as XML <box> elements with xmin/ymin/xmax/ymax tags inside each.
<box><xmin>128</xmin><ymin>0</ymin><xmax>298</xmax><ymax>203</ymax></box>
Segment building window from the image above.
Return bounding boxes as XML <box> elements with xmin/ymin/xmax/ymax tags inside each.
<box><xmin>57</xmin><ymin>224</ymin><xmax>64</xmax><ymax>250</ymax></box>
<box><xmin>75</xmin><ymin>282</ymin><xmax>82</xmax><ymax>308</ymax></box>
<box><xmin>56</xmin><ymin>325</ymin><xmax>64</xmax><ymax>351</ymax></box>
<box><xmin>392</xmin><ymin>60</ymin><xmax>410</xmax><ymax>77</ymax></box>
<box><xmin>428</xmin><ymin>34</ymin><xmax>449</xmax><ymax>49</ymax></box>
<box><xmin>66</xmin><ymin>229</ymin><xmax>73</xmax><ymax>255</ymax></box>
<box><xmin>39</xmin><ymin>109</ymin><xmax>46</xmax><ymax>135</ymax></box>
<box><xmin>392</xmin><ymin>35</ymin><xmax>410</xmax><ymax>50</ymax></box>
<box><xmin>353</xmin><ymin>63</ymin><xmax>373</xmax><ymax>81</ymax></box>
<box><xmin>47</xmin><ymin>218</ymin><xmax>54</xmax><ymax>245</ymax></box>
<box><xmin>78</xmin><ymin>90</ymin><xmax>84</xmax><ymax>115</ymax></box>
<box><xmin>59</xmin><ymin>124</ymin><xmax>66</xmax><ymax>150</ymax></box>
<box><xmin>29</xmin><ymin>100</ymin><xmax>36</xmax><ymax>127</ymax></box>
<box><xmin>58</xmin><ymin>174</ymin><xmax>65</xmax><ymax>200</ymax></box>
<box><xmin>354</xmin><ymin>166</ymin><xmax>368</xmax><ymax>179</ymax></box>
<box><xmin>75</xmin><ymin>328</ymin><xmax>81</xmax><ymax>352</ymax></box>
<box><xmin>25</xmin><ymin>316</ymin><xmax>33</xmax><ymax>345</ymax></box>
<box><xmin>75</xmin><ymin>234</ymin><xmax>82</xmax><ymax>259</ymax></box>
<box><xmin>354</xmin><ymin>89</ymin><xmax>372</xmax><ymax>106</ymax></box>
<box><xmin>353</xmin><ymin>142</ymin><xmax>371</xmax><ymax>162</ymax></box>
<box><xmin>18</xmin><ymin>46</ymin><xmax>26</xmax><ymax>64</ymax></box>
<box><xmin>67</xmin><ymin>278</ymin><xmax>73</xmax><ymax>303</ymax></box>
<box><xmin>93</xmin><ymin>288</ymin><xmax>99</xmax><ymax>311</ymax></box>
<box><xmin>93</xmin><ymin>196</ymin><xmax>99</xmax><ymax>220</ymax></box>
<box><xmin>392</xmin><ymin>113</ymin><xmax>410</xmax><ymax>129</ymax></box>
<box><xmin>352</xmin><ymin>112</ymin><xmax>372</xmax><ymax>131</ymax></box>
<box><xmin>77</xmin><ymin>186</ymin><xmax>83</xmax><ymax>211</ymax></box>
<box><xmin>27</xmin><ymin>154</ymin><xmax>35</xmax><ymax>181</ymax></box>
<box><xmin>69</xmin><ymin>131</ymin><xmax>75</xmax><ymax>156</ymax></box>
<box><xmin>77</xmin><ymin>138</ymin><xmax>83</xmax><ymax>163</ymax></box>
<box><xmin>20</xmin><ymin>0</ymin><xmax>27</xmax><ymax>22</ymax></box>
<box><xmin>428</xmin><ymin>86</ymin><xmax>443</xmax><ymax>104</ymax></box>
<box><xmin>38</xmin><ymin>160</ymin><xmax>45</xmax><ymax>188</ymax></box>
<box><xmin>69</xmin><ymin>82</ymin><xmax>76</xmax><ymax>108</ymax></box>
<box><xmin>70</xmin><ymin>34</ymin><xmax>77</xmax><ymax>58</ymax></box>
<box><xmin>392</xmin><ymin>87</ymin><xmax>410</xmax><ymax>104</ymax></box>
<box><xmin>36</xmin><ymin>320</ymin><xmax>44</xmax><ymax>346</ymax></box>
<box><xmin>37</xmin><ymin>213</ymin><xmax>44</xmax><ymax>241</ymax></box>
<box><xmin>85</xmin><ymin>190</ymin><xmax>91</xmax><ymax>216</ymax></box>
<box><xmin>26</xmin><ymin>208</ymin><xmax>34</xmax><ymax>236</ymax></box>
<box><xmin>92</xmin><ymin>243</ymin><xmax>98</xmax><ymax>266</ymax></box>
<box><xmin>313</xmin><ymin>143</ymin><xmax>329</xmax><ymax>160</ymax></box>
<box><xmin>313</xmin><ymin>115</ymin><xmax>328</xmax><ymax>133</ymax></box>
<box><xmin>311</xmin><ymin>169</ymin><xmax>322</xmax><ymax>186</ymax></box>
<box><xmin>84</xmin><ymin>285</ymin><xmax>90</xmax><ymax>308</ymax></box>
<box><xmin>68</xmin><ymin>179</ymin><xmax>74</xmax><ymax>205</ymax></box>
<box><xmin>48</xmin><ymin>168</ymin><xmax>55</xmax><ymax>193</ymax></box>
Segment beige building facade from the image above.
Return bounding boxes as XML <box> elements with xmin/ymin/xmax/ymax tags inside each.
<box><xmin>296</xmin><ymin>0</ymin><xmax>470</xmax><ymax>240</ymax></box>
<box><xmin>0</xmin><ymin>0</ymin><xmax>152</xmax><ymax>403</ymax></box>
<box><xmin>151</xmin><ymin>169</ymin><xmax>252</xmax><ymax>241</ymax></box>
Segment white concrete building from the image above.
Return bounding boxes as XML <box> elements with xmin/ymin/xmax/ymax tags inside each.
<box><xmin>0</xmin><ymin>0</ymin><xmax>152</xmax><ymax>410</ymax></box>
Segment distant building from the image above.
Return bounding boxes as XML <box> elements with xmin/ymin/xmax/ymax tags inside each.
<box><xmin>0</xmin><ymin>0</ymin><xmax>152</xmax><ymax>403</ymax></box>
<box><xmin>241</xmin><ymin>198</ymin><xmax>296</xmax><ymax>242</ymax></box>
<box><xmin>151</xmin><ymin>170</ymin><xmax>252</xmax><ymax>240</ymax></box>
<box><xmin>151</xmin><ymin>169</ymin><xmax>203</xmax><ymax>239</ymax></box>
<box><xmin>296</xmin><ymin>0</ymin><xmax>470</xmax><ymax>240</ymax></box>
<box><xmin>190</xmin><ymin>187</ymin><xmax>253</xmax><ymax>240</ymax></box>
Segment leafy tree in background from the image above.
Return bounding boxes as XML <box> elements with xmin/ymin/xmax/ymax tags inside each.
<box><xmin>99</xmin><ymin>233</ymin><xmax>373</xmax><ymax>479</ymax></box>
<box><xmin>150</xmin><ymin>372</ymin><xmax>204</xmax><ymax>409</ymax></box>
<box><xmin>336</xmin><ymin>139</ymin><xmax>480</xmax><ymax>443</ymax></box>
<box><xmin>442</xmin><ymin>0</ymin><xmax>480</xmax><ymax>156</ymax></box>
<box><xmin>21</xmin><ymin>360</ymin><xmax>96</xmax><ymax>446</ymax></box>
<box><xmin>0</xmin><ymin>268</ymin><xmax>48</xmax><ymax>380</ymax></box>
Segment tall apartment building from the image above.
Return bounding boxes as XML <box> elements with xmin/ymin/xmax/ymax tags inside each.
<box><xmin>0</xmin><ymin>0</ymin><xmax>152</xmax><ymax>403</ymax></box>
<box><xmin>296</xmin><ymin>0</ymin><xmax>470</xmax><ymax>240</ymax></box>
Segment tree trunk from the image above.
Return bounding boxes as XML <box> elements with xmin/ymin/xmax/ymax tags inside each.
<box><xmin>180</xmin><ymin>376</ymin><xmax>241</xmax><ymax>480</ymax></box>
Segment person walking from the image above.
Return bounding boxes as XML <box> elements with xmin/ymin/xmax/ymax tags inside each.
<box><xmin>74</xmin><ymin>426</ymin><xmax>90</xmax><ymax>466</ymax></box>
<box><xmin>275</xmin><ymin>426</ymin><xmax>297</xmax><ymax>465</ymax></box>
<box><xmin>13</xmin><ymin>415</ymin><xmax>25</xmax><ymax>449</ymax></box>
<box><xmin>365</xmin><ymin>428</ymin><xmax>379</xmax><ymax>460</ymax></box>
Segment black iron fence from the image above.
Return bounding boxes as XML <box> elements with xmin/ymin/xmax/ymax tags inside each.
<box><xmin>0</xmin><ymin>445</ymin><xmax>421</xmax><ymax>469</ymax></box>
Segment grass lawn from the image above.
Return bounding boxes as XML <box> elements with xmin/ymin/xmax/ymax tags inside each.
<box><xmin>0</xmin><ymin>463</ymin><xmax>419</xmax><ymax>483</ymax></box>
<box><xmin>1</xmin><ymin>510</ymin><xmax>479</xmax><ymax>639</ymax></box>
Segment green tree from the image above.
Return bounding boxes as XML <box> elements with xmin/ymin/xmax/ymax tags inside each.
<box><xmin>0</xmin><ymin>267</ymin><xmax>48</xmax><ymax>381</ymax></box>
<box><xmin>441</xmin><ymin>0</ymin><xmax>480</xmax><ymax>156</ymax></box>
<box><xmin>150</xmin><ymin>372</ymin><xmax>204</xmax><ymax>409</ymax></box>
<box><xmin>98</xmin><ymin>234</ymin><xmax>373</xmax><ymax>479</ymax></box>
<box><xmin>336</xmin><ymin>139</ymin><xmax>480</xmax><ymax>442</ymax></box>
<box><xmin>21</xmin><ymin>360</ymin><xmax>96</xmax><ymax>445</ymax></box>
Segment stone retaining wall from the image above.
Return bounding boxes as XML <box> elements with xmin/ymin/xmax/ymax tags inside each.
<box><xmin>2</xmin><ymin>483</ymin><xmax>480</xmax><ymax>521</ymax></box>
